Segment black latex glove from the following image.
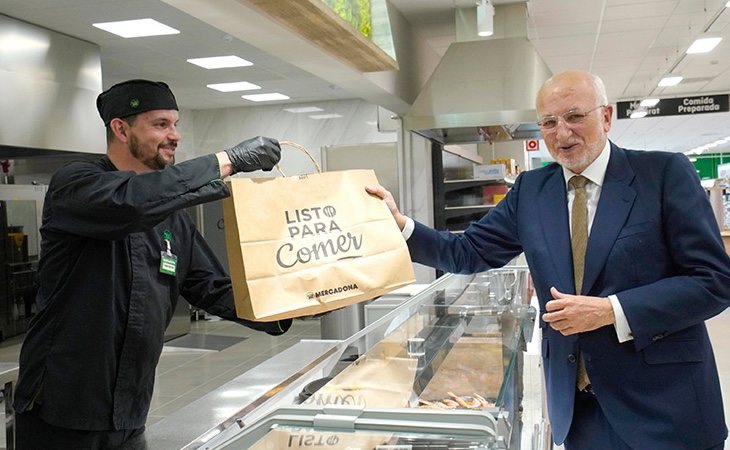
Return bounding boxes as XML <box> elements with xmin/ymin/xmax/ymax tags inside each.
<box><xmin>225</xmin><ymin>136</ymin><xmax>281</xmax><ymax>173</ymax></box>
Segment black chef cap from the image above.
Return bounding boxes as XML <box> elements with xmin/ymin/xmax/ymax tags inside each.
<box><xmin>96</xmin><ymin>79</ymin><xmax>178</xmax><ymax>126</ymax></box>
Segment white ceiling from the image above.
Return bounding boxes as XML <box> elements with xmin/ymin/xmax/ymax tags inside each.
<box><xmin>2</xmin><ymin>0</ymin><xmax>730</xmax><ymax>153</ymax></box>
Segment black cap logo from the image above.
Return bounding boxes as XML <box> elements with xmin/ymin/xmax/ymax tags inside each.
<box><xmin>130</xmin><ymin>98</ymin><xmax>140</xmax><ymax>109</ymax></box>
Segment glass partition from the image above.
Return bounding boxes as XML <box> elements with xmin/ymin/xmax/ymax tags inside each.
<box><xmin>200</xmin><ymin>267</ymin><xmax>535</xmax><ymax>450</ymax></box>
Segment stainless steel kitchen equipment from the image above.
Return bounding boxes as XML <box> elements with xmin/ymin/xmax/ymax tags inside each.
<box><xmin>0</xmin><ymin>185</ymin><xmax>45</xmax><ymax>340</ymax></box>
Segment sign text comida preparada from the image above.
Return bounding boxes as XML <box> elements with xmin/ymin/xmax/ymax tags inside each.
<box><xmin>617</xmin><ymin>94</ymin><xmax>729</xmax><ymax>119</ymax></box>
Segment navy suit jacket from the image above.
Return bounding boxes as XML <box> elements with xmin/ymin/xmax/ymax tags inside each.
<box><xmin>408</xmin><ymin>142</ymin><xmax>730</xmax><ymax>449</ymax></box>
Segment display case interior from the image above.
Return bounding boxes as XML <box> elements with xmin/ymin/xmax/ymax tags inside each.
<box><xmin>146</xmin><ymin>268</ymin><xmax>536</xmax><ymax>450</ymax></box>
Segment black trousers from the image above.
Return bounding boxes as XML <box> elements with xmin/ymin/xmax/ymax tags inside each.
<box><xmin>15</xmin><ymin>408</ymin><xmax>147</xmax><ymax>450</ymax></box>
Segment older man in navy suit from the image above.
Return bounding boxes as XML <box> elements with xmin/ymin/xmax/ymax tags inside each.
<box><xmin>367</xmin><ymin>70</ymin><xmax>730</xmax><ymax>450</ymax></box>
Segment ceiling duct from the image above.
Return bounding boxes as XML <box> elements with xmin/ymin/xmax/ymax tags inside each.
<box><xmin>404</xmin><ymin>4</ymin><xmax>552</xmax><ymax>145</ymax></box>
<box><xmin>0</xmin><ymin>14</ymin><xmax>104</xmax><ymax>158</ymax></box>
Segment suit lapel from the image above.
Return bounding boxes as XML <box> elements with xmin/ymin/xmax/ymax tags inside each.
<box><xmin>582</xmin><ymin>144</ymin><xmax>636</xmax><ymax>294</ymax></box>
<box><xmin>538</xmin><ymin>168</ymin><xmax>574</xmax><ymax>293</ymax></box>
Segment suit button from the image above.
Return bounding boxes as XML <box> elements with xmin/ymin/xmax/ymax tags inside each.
<box><xmin>568</xmin><ymin>354</ymin><xmax>576</xmax><ymax>363</ymax></box>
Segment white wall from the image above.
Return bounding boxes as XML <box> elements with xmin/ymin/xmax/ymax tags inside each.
<box><xmin>403</xmin><ymin>131</ymin><xmax>437</xmax><ymax>283</ymax></box>
<box><xmin>183</xmin><ymin>99</ymin><xmax>396</xmax><ymax>177</ymax></box>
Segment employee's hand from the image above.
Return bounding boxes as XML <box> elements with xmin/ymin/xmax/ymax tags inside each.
<box><xmin>542</xmin><ymin>287</ymin><xmax>615</xmax><ymax>336</ymax></box>
<box><xmin>225</xmin><ymin>136</ymin><xmax>281</xmax><ymax>173</ymax></box>
<box><xmin>365</xmin><ymin>185</ymin><xmax>407</xmax><ymax>231</ymax></box>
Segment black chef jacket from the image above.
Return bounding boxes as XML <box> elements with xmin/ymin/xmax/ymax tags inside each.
<box><xmin>13</xmin><ymin>154</ymin><xmax>290</xmax><ymax>431</ymax></box>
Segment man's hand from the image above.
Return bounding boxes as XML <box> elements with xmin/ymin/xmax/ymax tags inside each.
<box><xmin>225</xmin><ymin>136</ymin><xmax>281</xmax><ymax>174</ymax></box>
<box><xmin>542</xmin><ymin>287</ymin><xmax>615</xmax><ymax>335</ymax></box>
<box><xmin>365</xmin><ymin>185</ymin><xmax>407</xmax><ymax>230</ymax></box>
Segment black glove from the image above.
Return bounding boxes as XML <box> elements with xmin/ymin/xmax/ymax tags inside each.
<box><xmin>225</xmin><ymin>136</ymin><xmax>281</xmax><ymax>173</ymax></box>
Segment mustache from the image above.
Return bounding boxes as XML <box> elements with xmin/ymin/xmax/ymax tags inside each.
<box><xmin>159</xmin><ymin>141</ymin><xmax>178</xmax><ymax>150</ymax></box>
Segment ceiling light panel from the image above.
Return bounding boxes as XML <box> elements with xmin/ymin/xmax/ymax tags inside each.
<box><xmin>639</xmin><ymin>98</ymin><xmax>660</xmax><ymax>107</ymax></box>
<box><xmin>187</xmin><ymin>56</ymin><xmax>253</xmax><ymax>69</ymax></box>
<box><xmin>658</xmin><ymin>76</ymin><xmax>683</xmax><ymax>87</ymax></box>
<box><xmin>686</xmin><ymin>37</ymin><xmax>722</xmax><ymax>54</ymax></box>
<box><xmin>284</xmin><ymin>106</ymin><xmax>324</xmax><ymax>113</ymax></box>
<box><xmin>241</xmin><ymin>93</ymin><xmax>290</xmax><ymax>102</ymax></box>
<box><xmin>206</xmin><ymin>81</ymin><xmax>260</xmax><ymax>92</ymax></box>
<box><xmin>92</xmin><ymin>19</ymin><xmax>179</xmax><ymax>38</ymax></box>
<box><xmin>309</xmin><ymin>114</ymin><xmax>343</xmax><ymax>120</ymax></box>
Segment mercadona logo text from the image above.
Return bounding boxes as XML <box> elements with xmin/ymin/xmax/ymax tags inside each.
<box><xmin>307</xmin><ymin>283</ymin><xmax>359</xmax><ymax>300</ymax></box>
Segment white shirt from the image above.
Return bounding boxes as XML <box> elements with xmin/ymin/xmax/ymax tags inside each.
<box><xmin>402</xmin><ymin>139</ymin><xmax>633</xmax><ymax>343</ymax></box>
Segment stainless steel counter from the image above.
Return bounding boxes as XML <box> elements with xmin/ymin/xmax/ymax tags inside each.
<box><xmin>145</xmin><ymin>340</ymin><xmax>339</xmax><ymax>450</ymax></box>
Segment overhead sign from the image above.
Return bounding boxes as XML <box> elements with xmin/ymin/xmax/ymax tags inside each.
<box><xmin>719</xmin><ymin>163</ymin><xmax>730</xmax><ymax>179</ymax></box>
<box><xmin>525</xmin><ymin>139</ymin><xmax>540</xmax><ymax>151</ymax></box>
<box><xmin>617</xmin><ymin>94</ymin><xmax>729</xmax><ymax>119</ymax></box>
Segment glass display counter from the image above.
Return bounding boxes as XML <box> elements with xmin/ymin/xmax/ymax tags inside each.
<box><xmin>146</xmin><ymin>268</ymin><xmax>536</xmax><ymax>450</ymax></box>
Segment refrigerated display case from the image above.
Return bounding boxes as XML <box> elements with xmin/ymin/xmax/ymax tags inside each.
<box><xmin>146</xmin><ymin>268</ymin><xmax>537</xmax><ymax>450</ymax></box>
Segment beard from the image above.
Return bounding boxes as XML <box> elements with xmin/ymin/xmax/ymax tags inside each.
<box><xmin>129</xmin><ymin>134</ymin><xmax>175</xmax><ymax>170</ymax></box>
<box><xmin>551</xmin><ymin>138</ymin><xmax>603</xmax><ymax>173</ymax></box>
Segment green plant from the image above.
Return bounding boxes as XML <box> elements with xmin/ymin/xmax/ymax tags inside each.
<box><xmin>321</xmin><ymin>0</ymin><xmax>372</xmax><ymax>38</ymax></box>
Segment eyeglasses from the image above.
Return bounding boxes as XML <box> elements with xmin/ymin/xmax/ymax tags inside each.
<box><xmin>537</xmin><ymin>105</ymin><xmax>606</xmax><ymax>130</ymax></box>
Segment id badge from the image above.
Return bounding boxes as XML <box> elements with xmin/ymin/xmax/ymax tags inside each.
<box><xmin>160</xmin><ymin>251</ymin><xmax>178</xmax><ymax>276</ymax></box>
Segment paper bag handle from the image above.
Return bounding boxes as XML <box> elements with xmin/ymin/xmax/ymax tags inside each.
<box><xmin>276</xmin><ymin>141</ymin><xmax>322</xmax><ymax>176</ymax></box>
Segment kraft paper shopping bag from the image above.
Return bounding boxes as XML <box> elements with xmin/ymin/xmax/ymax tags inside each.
<box><xmin>304</xmin><ymin>356</ymin><xmax>418</xmax><ymax>408</ymax></box>
<box><xmin>222</xmin><ymin>145</ymin><xmax>415</xmax><ymax>321</ymax></box>
<box><xmin>249</xmin><ymin>427</ymin><xmax>393</xmax><ymax>450</ymax></box>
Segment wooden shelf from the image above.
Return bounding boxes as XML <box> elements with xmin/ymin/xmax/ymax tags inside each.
<box><xmin>242</xmin><ymin>0</ymin><xmax>398</xmax><ymax>72</ymax></box>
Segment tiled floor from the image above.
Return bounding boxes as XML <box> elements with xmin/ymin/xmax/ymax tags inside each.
<box><xmin>0</xmin><ymin>310</ymin><xmax>728</xmax><ymax>449</ymax></box>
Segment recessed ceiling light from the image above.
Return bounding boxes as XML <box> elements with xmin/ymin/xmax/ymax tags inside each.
<box><xmin>726</xmin><ymin>1</ymin><xmax>730</xmax><ymax>7</ymax></box>
<box><xmin>206</xmin><ymin>81</ymin><xmax>261</xmax><ymax>92</ymax></box>
<box><xmin>630</xmin><ymin>110</ymin><xmax>648</xmax><ymax>118</ymax></box>
<box><xmin>686</xmin><ymin>36</ymin><xmax>722</xmax><ymax>54</ymax></box>
<box><xmin>187</xmin><ymin>56</ymin><xmax>253</xmax><ymax>69</ymax></box>
<box><xmin>241</xmin><ymin>93</ymin><xmax>290</xmax><ymax>102</ymax></box>
<box><xmin>639</xmin><ymin>98</ymin><xmax>660</xmax><ymax>107</ymax></box>
<box><xmin>284</xmin><ymin>106</ymin><xmax>324</xmax><ymax>113</ymax></box>
<box><xmin>658</xmin><ymin>76</ymin><xmax>683</xmax><ymax>87</ymax></box>
<box><xmin>309</xmin><ymin>114</ymin><xmax>343</xmax><ymax>120</ymax></box>
<box><xmin>92</xmin><ymin>19</ymin><xmax>179</xmax><ymax>38</ymax></box>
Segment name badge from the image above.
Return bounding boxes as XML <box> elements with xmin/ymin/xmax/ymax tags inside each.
<box><xmin>159</xmin><ymin>230</ymin><xmax>177</xmax><ymax>276</ymax></box>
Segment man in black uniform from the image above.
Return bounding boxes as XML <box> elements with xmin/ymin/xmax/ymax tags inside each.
<box><xmin>13</xmin><ymin>79</ymin><xmax>291</xmax><ymax>449</ymax></box>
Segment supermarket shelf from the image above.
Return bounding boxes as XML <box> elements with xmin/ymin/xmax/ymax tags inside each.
<box><xmin>444</xmin><ymin>204</ymin><xmax>495</xmax><ymax>219</ymax></box>
<box><xmin>443</xmin><ymin>178</ymin><xmax>515</xmax><ymax>193</ymax></box>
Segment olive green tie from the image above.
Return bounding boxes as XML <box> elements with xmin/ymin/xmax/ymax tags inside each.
<box><xmin>570</xmin><ymin>175</ymin><xmax>591</xmax><ymax>391</ymax></box>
